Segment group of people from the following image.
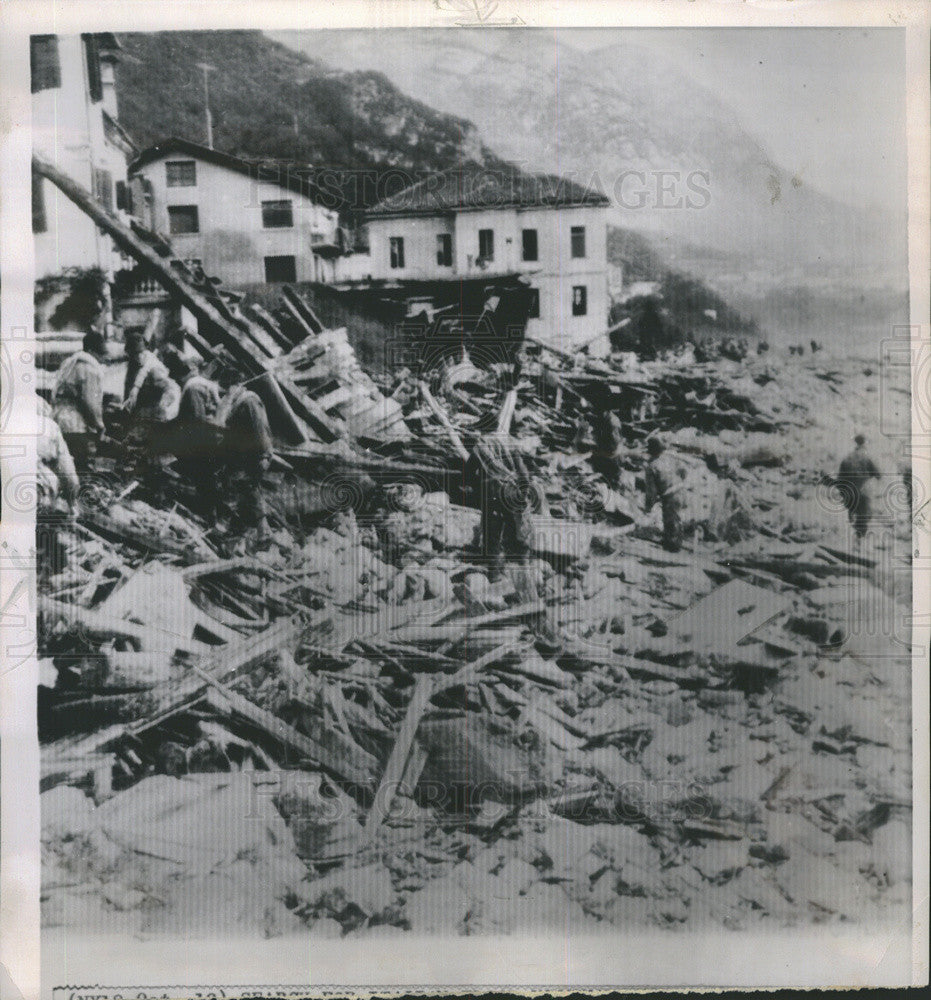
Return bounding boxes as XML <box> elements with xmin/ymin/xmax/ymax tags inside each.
<box><xmin>38</xmin><ymin>327</ymin><xmax>893</xmax><ymax>587</ymax></box>
<box><xmin>39</xmin><ymin>327</ymin><xmax>275</xmax><ymax>550</ymax></box>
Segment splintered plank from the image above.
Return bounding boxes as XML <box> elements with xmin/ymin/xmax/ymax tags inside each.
<box><xmin>364</xmin><ymin>674</ymin><xmax>434</xmax><ymax>837</ymax></box>
<box><xmin>200</xmin><ymin>677</ymin><xmax>377</xmax><ymax>788</ymax></box>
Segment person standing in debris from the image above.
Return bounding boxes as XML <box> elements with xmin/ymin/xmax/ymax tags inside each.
<box><xmin>37</xmin><ymin>398</ymin><xmax>80</xmax><ymax>581</ymax></box>
<box><xmin>590</xmin><ymin>408</ymin><xmax>624</xmax><ymax>489</ymax></box>
<box><xmin>837</xmin><ymin>433</ymin><xmax>882</xmax><ymax>543</ymax></box>
<box><xmin>466</xmin><ymin>431</ymin><xmax>541</xmax><ymax>596</ymax></box>
<box><xmin>122</xmin><ymin>328</ymin><xmax>181</xmax><ymax>425</ymax></box>
<box><xmin>216</xmin><ymin>372</ymin><xmax>273</xmax><ymax>548</ymax></box>
<box><xmin>643</xmin><ymin>436</ymin><xmax>684</xmax><ymax>552</ymax></box>
<box><xmin>52</xmin><ymin>331</ymin><xmax>107</xmax><ymax>468</ymax></box>
<box><xmin>164</xmin><ymin>354</ymin><xmax>223</xmax><ymax>514</ymax></box>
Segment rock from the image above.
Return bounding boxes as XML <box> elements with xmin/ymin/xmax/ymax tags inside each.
<box><xmin>303</xmin><ymin>862</ymin><xmax>396</xmax><ymax>919</ymax></box>
<box><xmin>691</xmin><ymin>841</ymin><xmax>748</xmax><ymax>882</ymax></box>
<box><xmin>277</xmin><ymin>773</ymin><xmax>363</xmax><ymax>860</ymax></box>
<box><xmin>416</xmin><ymin>566</ymin><xmax>451</xmax><ymax>600</ymax></box>
<box><xmin>417</xmin><ymin>716</ymin><xmax>545</xmax><ymax>807</ymax></box>
<box><xmin>495</xmin><ymin>858</ymin><xmax>539</xmax><ymax>896</ymax></box>
<box><xmin>41</xmin><ymin>786</ymin><xmax>97</xmax><ymax>841</ymax></box>
<box><xmin>666</xmin><ymin>701</ymin><xmax>693</xmax><ymax>727</ymax></box>
<box><xmin>460</xmin><ymin>571</ymin><xmax>505</xmax><ymax>610</ymax></box>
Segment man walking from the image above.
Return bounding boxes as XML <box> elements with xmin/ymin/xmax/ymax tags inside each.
<box><xmin>837</xmin><ymin>433</ymin><xmax>881</xmax><ymax>544</ymax></box>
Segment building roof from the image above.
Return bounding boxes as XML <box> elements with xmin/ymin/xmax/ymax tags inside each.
<box><xmin>129</xmin><ymin>137</ymin><xmax>332</xmax><ymax>207</ymax></box>
<box><xmin>366</xmin><ymin>164</ymin><xmax>610</xmax><ymax>218</ymax></box>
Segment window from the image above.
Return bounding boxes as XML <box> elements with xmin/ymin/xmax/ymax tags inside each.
<box><xmin>527</xmin><ymin>288</ymin><xmax>540</xmax><ymax>319</ymax></box>
<box><xmin>30</xmin><ymin>35</ymin><xmax>61</xmax><ymax>93</ymax></box>
<box><xmin>478</xmin><ymin>229</ymin><xmax>494</xmax><ymax>262</ymax></box>
<box><xmin>166</xmin><ymin>161</ymin><xmax>197</xmax><ymax>188</ymax></box>
<box><xmin>32</xmin><ymin>173</ymin><xmax>47</xmax><ymax>234</ymax></box>
<box><xmin>82</xmin><ymin>34</ymin><xmax>102</xmax><ymax>103</ymax></box>
<box><xmin>570</xmin><ymin>225</ymin><xmax>586</xmax><ymax>259</ymax></box>
<box><xmin>262</xmin><ymin>199</ymin><xmax>294</xmax><ymax>229</ymax></box>
<box><xmin>572</xmin><ymin>285</ymin><xmax>587</xmax><ymax>316</ymax></box>
<box><xmin>92</xmin><ymin>167</ymin><xmax>113</xmax><ymax>212</ymax></box>
<box><xmin>522</xmin><ymin>228</ymin><xmax>538</xmax><ymax>262</ymax></box>
<box><xmin>115</xmin><ymin>180</ymin><xmax>132</xmax><ymax>213</ymax></box>
<box><xmin>436</xmin><ymin>233</ymin><xmax>452</xmax><ymax>267</ymax></box>
<box><xmin>389</xmin><ymin>236</ymin><xmax>405</xmax><ymax>270</ymax></box>
<box><xmin>167</xmin><ymin>205</ymin><xmax>199</xmax><ymax>235</ymax></box>
<box><xmin>264</xmin><ymin>255</ymin><xmax>297</xmax><ymax>283</ymax></box>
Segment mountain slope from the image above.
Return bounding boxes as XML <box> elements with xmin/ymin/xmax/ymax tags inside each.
<box><xmin>273</xmin><ymin>29</ymin><xmax>906</xmax><ymax>288</ymax></box>
<box><xmin>115</xmin><ymin>31</ymin><xmax>493</xmax><ymax>175</ymax></box>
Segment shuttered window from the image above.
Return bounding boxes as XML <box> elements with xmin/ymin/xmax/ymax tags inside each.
<box><xmin>92</xmin><ymin>167</ymin><xmax>113</xmax><ymax>211</ymax></box>
<box><xmin>30</xmin><ymin>35</ymin><xmax>61</xmax><ymax>93</ymax></box>
<box><xmin>83</xmin><ymin>34</ymin><xmax>103</xmax><ymax>102</ymax></box>
<box><xmin>389</xmin><ymin>237</ymin><xmax>405</xmax><ymax>270</ymax></box>
<box><xmin>32</xmin><ymin>173</ymin><xmax>47</xmax><ymax>234</ymax></box>
<box><xmin>115</xmin><ymin>180</ymin><xmax>132</xmax><ymax>213</ymax></box>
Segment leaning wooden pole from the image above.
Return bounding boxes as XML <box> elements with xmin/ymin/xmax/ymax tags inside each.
<box><xmin>32</xmin><ymin>156</ymin><xmax>341</xmax><ymax>443</ymax></box>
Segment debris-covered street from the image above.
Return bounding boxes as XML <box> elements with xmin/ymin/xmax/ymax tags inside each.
<box><xmin>38</xmin><ymin>302</ymin><xmax>913</xmax><ymax>937</ymax></box>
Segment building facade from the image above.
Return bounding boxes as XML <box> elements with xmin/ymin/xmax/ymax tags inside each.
<box><xmin>360</xmin><ymin>166</ymin><xmax>610</xmax><ymax>348</ymax></box>
<box><xmin>130</xmin><ymin>139</ymin><xmax>342</xmax><ymax>287</ymax></box>
<box><xmin>32</xmin><ymin>33</ymin><xmax>134</xmax><ymax>279</ymax></box>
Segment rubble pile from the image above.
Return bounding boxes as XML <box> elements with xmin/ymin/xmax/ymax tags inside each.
<box><xmin>39</xmin><ymin>320</ymin><xmax>913</xmax><ymax>937</ymax></box>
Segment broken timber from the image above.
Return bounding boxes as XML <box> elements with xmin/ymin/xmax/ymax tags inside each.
<box><xmin>33</xmin><ymin>156</ymin><xmax>340</xmax><ymax>443</ymax></box>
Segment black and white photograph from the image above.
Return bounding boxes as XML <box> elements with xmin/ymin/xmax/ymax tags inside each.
<box><xmin>1</xmin><ymin>0</ymin><xmax>928</xmax><ymax>994</ymax></box>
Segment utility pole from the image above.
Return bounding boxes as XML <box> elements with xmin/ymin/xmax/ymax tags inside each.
<box><xmin>195</xmin><ymin>62</ymin><xmax>215</xmax><ymax>149</ymax></box>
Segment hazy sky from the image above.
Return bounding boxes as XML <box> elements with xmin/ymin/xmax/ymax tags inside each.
<box><xmin>560</xmin><ymin>28</ymin><xmax>907</xmax><ymax>213</ymax></box>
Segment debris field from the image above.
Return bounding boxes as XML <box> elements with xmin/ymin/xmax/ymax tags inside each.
<box><xmin>38</xmin><ymin>295</ymin><xmax>913</xmax><ymax>938</ymax></box>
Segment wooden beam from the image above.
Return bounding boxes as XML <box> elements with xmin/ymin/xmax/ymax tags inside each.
<box><xmin>419</xmin><ymin>381</ymin><xmax>470</xmax><ymax>462</ymax></box>
<box><xmin>34</xmin><ymin>156</ymin><xmax>341</xmax><ymax>443</ymax></box>
<box><xmin>365</xmin><ymin>674</ymin><xmax>434</xmax><ymax>836</ymax></box>
<box><xmin>282</xmin><ymin>284</ymin><xmax>325</xmax><ymax>334</ymax></box>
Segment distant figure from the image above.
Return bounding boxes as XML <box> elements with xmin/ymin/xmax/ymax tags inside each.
<box><xmin>810</xmin><ymin>339</ymin><xmax>822</xmax><ymax>354</ymax></box>
<box><xmin>52</xmin><ymin>331</ymin><xmax>106</xmax><ymax>468</ymax></box>
<box><xmin>757</xmin><ymin>340</ymin><xmax>770</xmax><ymax>354</ymax></box>
<box><xmin>837</xmin><ymin>433</ymin><xmax>881</xmax><ymax>543</ymax></box>
<box><xmin>643</xmin><ymin>436</ymin><xmax>684</xmax><ymax>552</ymax></box>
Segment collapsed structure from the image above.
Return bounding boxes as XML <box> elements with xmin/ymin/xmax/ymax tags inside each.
<box><xmin>34</xmin><ymin>150</ymin><xmax>913</xmax><ymax>936</ymax></box>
